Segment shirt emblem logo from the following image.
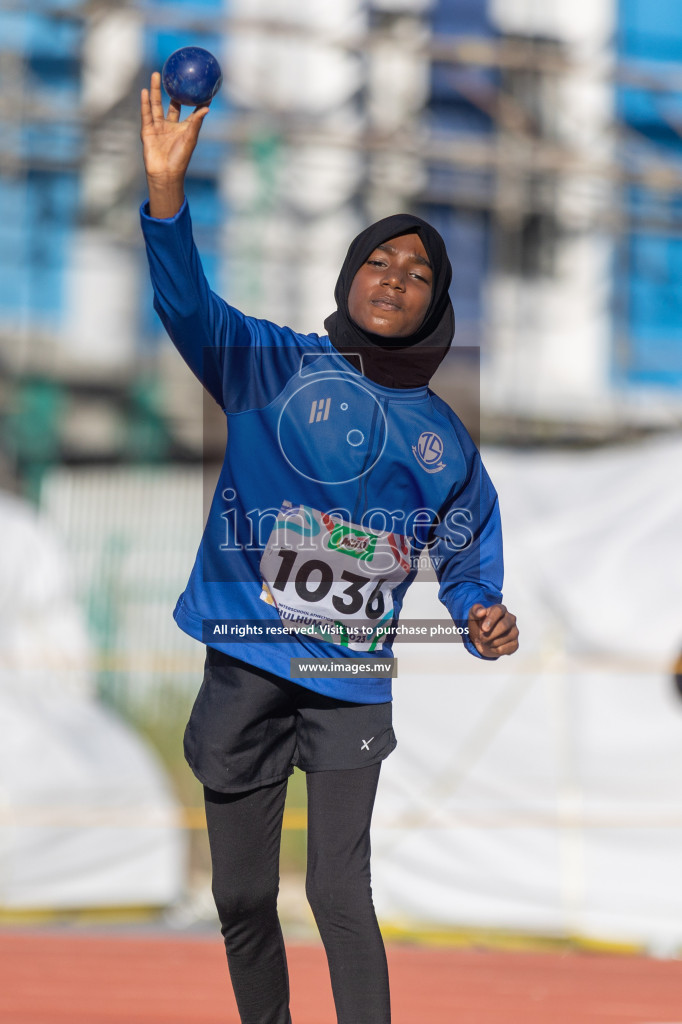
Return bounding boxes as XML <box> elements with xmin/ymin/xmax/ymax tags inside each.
<box><xmin>412</xmin><ymin>431</ymin><xmax>446</xmax><ymax>474</ymax></box>
<box><xmin>309</xmin><ymin>397</ymin><xmax>331</xmax><ymax>423</ymax></box>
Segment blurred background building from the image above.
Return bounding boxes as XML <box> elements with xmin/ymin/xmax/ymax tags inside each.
<box><xmin>4</xmin><ymin>0</ymin><xmax>682</xmax><ymax>489</ymax></box>
<box><xmin>2</xmin><ymin>0</ymin><xmax>682</xmax><ymax>945</ymax></box>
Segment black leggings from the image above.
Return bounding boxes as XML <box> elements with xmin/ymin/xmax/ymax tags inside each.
<box><xmin>204</xmin><ymin>763</ymin><xmax>390</xmax><ymax>1024</ymax></box>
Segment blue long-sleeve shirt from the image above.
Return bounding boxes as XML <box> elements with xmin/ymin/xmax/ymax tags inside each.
<box><xmin>141</xmin><ymin>199</ymin><xmax>503</xmax><ymax>702</ymax></box>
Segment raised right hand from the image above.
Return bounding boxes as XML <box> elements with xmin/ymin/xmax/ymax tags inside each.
<box><xmin>140</xmin><ymin>71</ymin><xmax>210</xmax><ymax>217</ymax></box>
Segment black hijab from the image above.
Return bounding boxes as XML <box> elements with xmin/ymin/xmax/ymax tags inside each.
<box><xmin>324</xmin><ymin>213</ymin><xmax>455</xmax><ymax>389</ymax></box>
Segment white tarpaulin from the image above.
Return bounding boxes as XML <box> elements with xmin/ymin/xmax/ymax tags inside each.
<box><xmin>373</xmin><ymin>435</ymin><xmax>682</xmax><ymax>950</ymax></box>
<box><xmin>0</xmin><ymin>491</ymin><xmax>186</xmax><ymax>909</ymax></box>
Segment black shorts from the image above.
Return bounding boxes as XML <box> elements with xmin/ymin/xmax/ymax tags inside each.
<box><xmin>184</xmin><ymin>647</ymin><xmax>397</xmax><ymax>793</ymax></box>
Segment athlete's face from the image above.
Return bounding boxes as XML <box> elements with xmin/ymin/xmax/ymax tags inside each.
<box><xmin>347</xmin><ymin>233</ymin><xmax>433</xmax><ymax>340</ymax></box>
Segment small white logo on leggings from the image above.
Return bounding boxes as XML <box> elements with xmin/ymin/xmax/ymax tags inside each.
<box><xmin>361</xmin><ymin>737</ymin><xmax>375</xmax><ymax>751</ymax></box>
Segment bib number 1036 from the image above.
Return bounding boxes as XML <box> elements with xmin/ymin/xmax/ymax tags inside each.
<box><xmin>259</xmin><ymin>502</ymin><xmax>412</xmax><ymax>650</ymax></box>
<box><xmin>271</xmin><ymin>548</ymin><xmax>386</xmax><ymax>619</ymax></box>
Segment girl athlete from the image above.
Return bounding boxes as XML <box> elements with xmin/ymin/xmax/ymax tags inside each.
<box><xmin>140</xmin><ymin>72</ymin><xmax>519</xmax><ymax>1024</ymax></box>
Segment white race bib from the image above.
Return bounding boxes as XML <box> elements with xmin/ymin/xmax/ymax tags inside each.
<box><xmin>259</xmin><ymin>502</ymin><xmax>411</xmax><ymax>651</ymax></box>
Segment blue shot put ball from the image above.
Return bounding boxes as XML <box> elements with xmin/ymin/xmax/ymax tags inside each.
<box><xmin>161</xmin><ymin>46</ymin><xmax>223</xmax><ymax>107</ymax></box>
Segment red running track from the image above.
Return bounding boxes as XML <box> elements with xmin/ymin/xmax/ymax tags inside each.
<box><xmin>2</xmin><ymin>932</ymin><xmax>682</xmax><ymax>1023</ymax></box>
